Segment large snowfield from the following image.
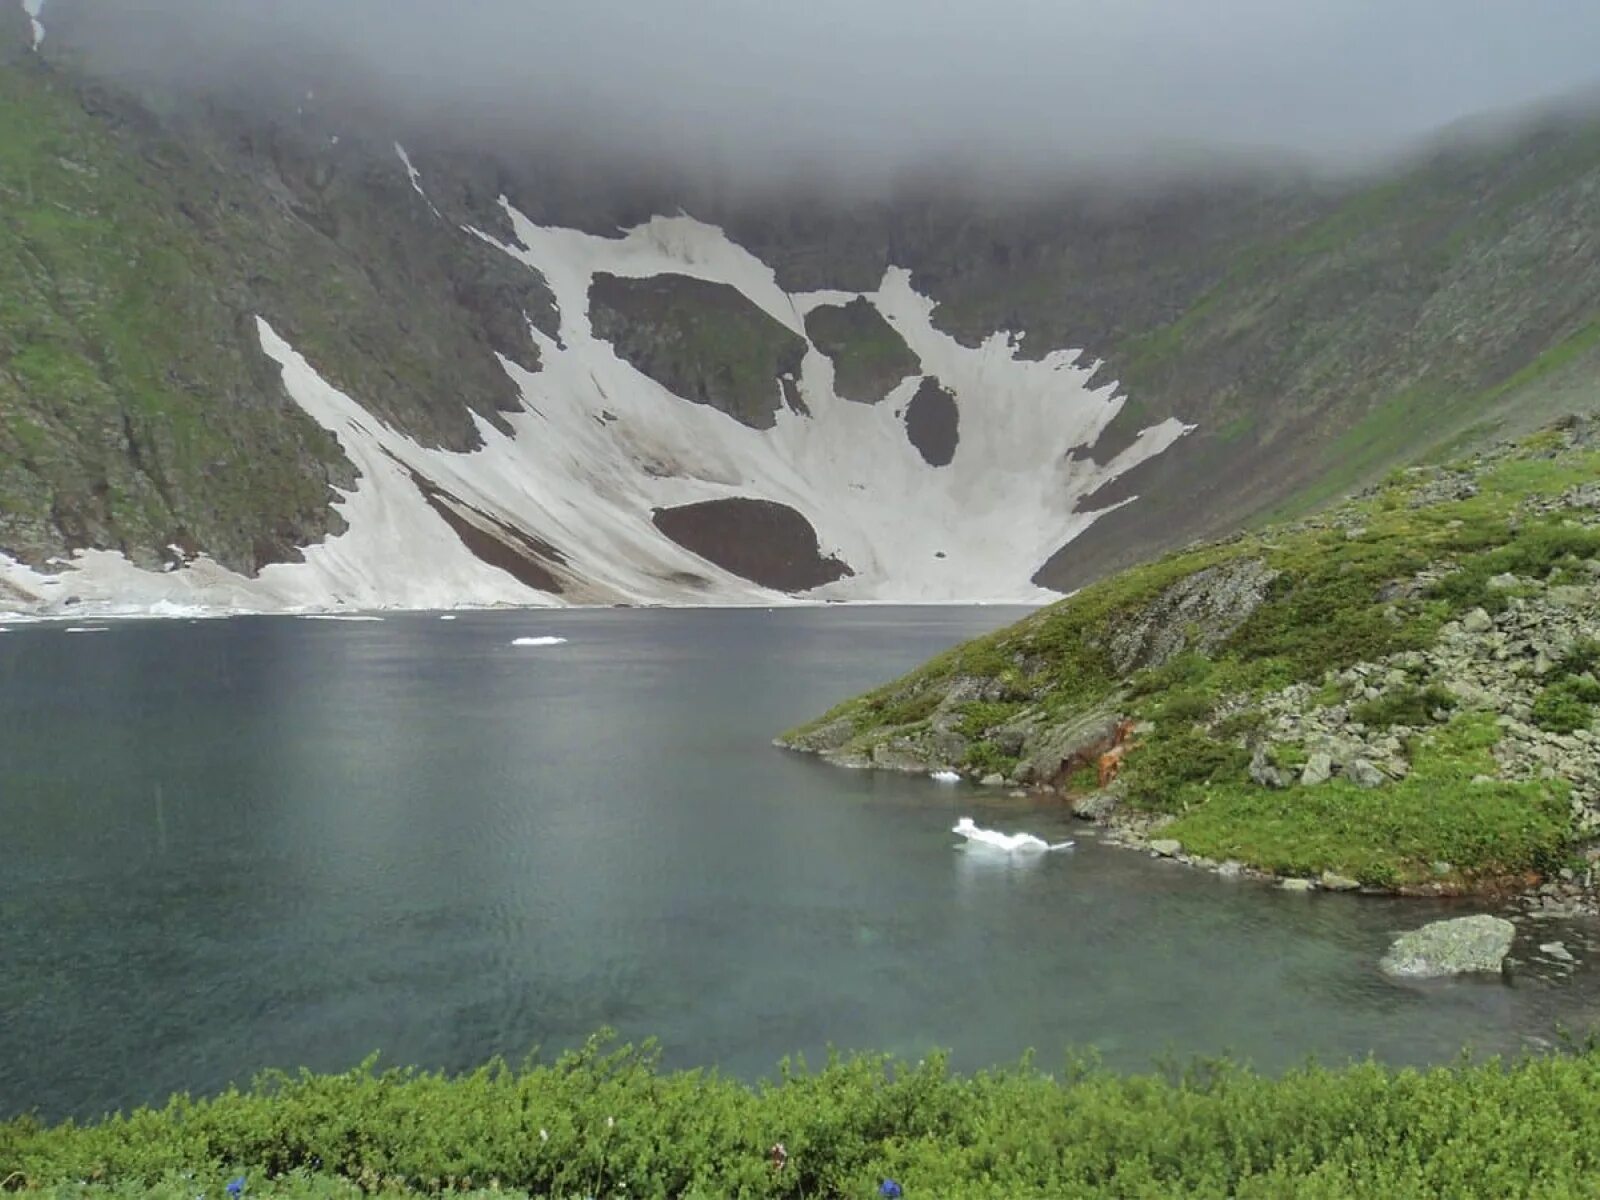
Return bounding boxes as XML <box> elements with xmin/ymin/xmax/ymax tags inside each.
<box><xmin>0</xmin><ymin>142</ymin><xmax>1190</xmax><ymax>620</ymax></box>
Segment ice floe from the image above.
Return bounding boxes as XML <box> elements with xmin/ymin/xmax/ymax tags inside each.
<box><xmin>511</xmin><ymin>635</ymin><xmax>567</xmax><ymax>646</ymax></box>
<box><xmin>953</xmin><ymin>816</ymin><xmax>1074</xmax><ymax>853</ymax></box>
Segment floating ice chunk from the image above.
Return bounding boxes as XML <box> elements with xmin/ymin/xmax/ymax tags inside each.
<box><xmin>299</xmin><ymin>614</ymin><xmax>384</xmax><ymax>622</ymax></box>
<box><xmin>953</xmin><ymin>816</ymin><xmax>1073</xmax><ymax>853</ymax></box>
<box><xmin>930</xmin><ymin>769</ymin><xmax>962</xmax><ymax>783</ymax></box>
<box><xmin>439</xmin><ymin>614</ymin><xmax>458</xmax><ymax>621</ymax></box>
<box><xmin>64</xmin><ymin>626</ymin><xmax>108</xmax><ymax>634</ymax></box>
<box><xmin>512</xmin><ymin>635</ymin><xmax>567</xmax><ymax>646</ymax></box>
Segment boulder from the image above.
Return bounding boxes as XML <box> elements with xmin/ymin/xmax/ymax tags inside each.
<box><xmin>1070</xmin><ymin>790</ymin><xmax>1121</xmax><ymax>821</ymax></box>
<box><xmin>1280</xmin><ymin>878</ymin><xmax>1315</xmax><ymax>892</ymax></box>
<box><xmin>1540</xmin><ymin>941</ymin><xmax>1576</xmax><ymax>963</ymax></box>
<box><xmin>1301</xmin><ymin>753</ymin><xmax>1334</xmax><ymax>787</ymax></box>
<box><xmin>1345</xmin><ymin>758</ymin><xmax>1387</xmax><ymax>789</ymax></box>
<box><xmin>1462</xmin><ymin>608</ymin><xmax>1494</xmax><ymax>634</ymax></box>
<box><xmin>1249</xmin><ymin>746</ymin><xmax>1289</xmax><ymax>789</ymax></box>
<box><xmin>1379</xmin><ymin>914</ymin><xmax>1515</xmax><ymax>978</ymax></box>
<box><xmin>1149</xmin><ymin>839</ymin><xmax>1183</xmax><ymax>857</ymax></box>
<box><xmin>1319</xmin><ymin>870</ymin><xmax>1361</xmax><ymax>892</ymax></box>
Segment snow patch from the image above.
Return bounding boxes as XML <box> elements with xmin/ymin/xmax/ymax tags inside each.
<box><xmin>20</xmin><ymin>0</ymin><xmax>43</xmax><ymax>48</ymax></box>
<box><xmin>0</xmin><ymin>211</ymin><xmax>1191</xmax><ymax>616</ymax></box>
<box><xmin>394</xmin><ymin>143</ymin><xmax>443</xmax><ymax>219</ymax></box>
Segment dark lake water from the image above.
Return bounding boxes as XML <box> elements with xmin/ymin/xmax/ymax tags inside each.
<box><xmin>4</xmin><ymin>607</ymin><xmax>1600</xmax><ymax>1121</ymax></box>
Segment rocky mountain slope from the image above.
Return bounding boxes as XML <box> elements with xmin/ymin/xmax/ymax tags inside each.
<box><xmin>1</xmin><ymin>3</ymin><xmax>1599</xmax><ymax>613</ymax></box>
<box><xmin>781</xmin><ymin>419</ymin><xmax>1600</xmax><ymax>897</ymax></box>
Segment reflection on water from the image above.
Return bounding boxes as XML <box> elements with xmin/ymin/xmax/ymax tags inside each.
<box><xmin>2</xmin><ymin>607</ymin><xmax>1598</xmax><ymax>1122</ymax></box>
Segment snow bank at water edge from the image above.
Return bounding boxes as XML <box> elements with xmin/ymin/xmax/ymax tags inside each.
<box><xmin>0</xmin><ymin>201</ymin><xmax>1190</xmax><ymax>617</ymax></box>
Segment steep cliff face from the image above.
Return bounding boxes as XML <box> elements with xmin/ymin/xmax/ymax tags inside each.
<box><xmin>2</xmin><ymin>2</ymin><xmax>1599</xmax><ymax>614</ymax></box>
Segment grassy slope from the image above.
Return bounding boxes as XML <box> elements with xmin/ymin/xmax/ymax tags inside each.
<box><xmin>0</xmin><ymin>15</ymin><xmax>556</xmax><ymax>574</ymax></box>
<box><xmin>784</xmin><ymin>428</ymin><xmax>1600</xmax><ymax>887</ymax></box>
<box><xmin>0</xmin><ymin>42</ymin><xmax>349</xmax><ymax>571</ymax></box>
<box><xmin>1019</xmin><ymin>117</ymin><xmax>1600</xmax><ymax>590</ymax></box>
<box><xmin>11</xmin><ymin>1039</ymin><xmax>1600</xmax><ymax>1198</ymax></box>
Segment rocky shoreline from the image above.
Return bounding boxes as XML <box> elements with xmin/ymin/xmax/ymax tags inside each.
<box><xmin>781</xmin><ymin>422</ymin><xmax>1600</xmax><ymax>910</ymax></box>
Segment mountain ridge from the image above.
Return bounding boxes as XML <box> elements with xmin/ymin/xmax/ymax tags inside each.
<box><xmin>2</xmin><ymin>3</ymin><xmax>1598</xmax><ymax>613</ymax></box>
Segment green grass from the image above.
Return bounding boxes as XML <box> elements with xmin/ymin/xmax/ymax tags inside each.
<box><xmin>790</xmin><ymin>429</ymin><xmax>1600</xmax><ymax>886</ymax></box>
<box><xmin>16</xmin><ymin>1038</ymin><xmax>1600</xmax><ymax>1198</ymax></box>
<box><xmin>0</xmin><ymin>59</ymin><xmax>346</xmax><ymax>569</ymax></box>
<box><xmin>1161</xmin><ymin>715</ymin><xmax>1569</xmax><ymax>887</ymax></box>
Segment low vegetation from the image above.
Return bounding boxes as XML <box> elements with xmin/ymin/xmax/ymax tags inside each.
<box><xmin>12</xmin><ymin>1038</ymin><xmax>1600</xmax><ymax>1198</ymax></box>
<box><xmin>782</xmin><ymin>424</ymin><xmax>1600</xmax><ymax>890</ymax></box>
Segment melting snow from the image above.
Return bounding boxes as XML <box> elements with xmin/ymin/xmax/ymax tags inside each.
<box><xmin>20</xmin><ymin>0</ymin><xmax>43</xmax><ymax>48</ymax></box>
<box><xmin>0</xmin><ymin>209</ymin><xmax>1190</xmax><ymax>617</ymax></box>
<box><xmin>393</xmin><ymin>143</ymin><xmax>443</xmax><ymax>219</ymax></box>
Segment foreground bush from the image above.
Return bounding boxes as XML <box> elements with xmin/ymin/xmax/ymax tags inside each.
<box><xmin>9</xmin><ymin>1036</ymin><xmax>1600</xmax><ymax>1198</ymax></box>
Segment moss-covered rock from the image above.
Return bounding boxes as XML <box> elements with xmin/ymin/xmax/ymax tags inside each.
<box><xmin>802</xmin><ymin>296</ymin><xmax>919</xmax><ymax>404</ymax></box>
<box><xmin>589</xmin><ymin>273</ymin><xmax>806</xmax><ymax>430</ymax></box>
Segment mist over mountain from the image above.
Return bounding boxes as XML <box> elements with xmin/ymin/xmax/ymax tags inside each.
<box><xmin>3</xmin><ymin>0</ymin><xmax>1600</xmax><ymax>616</ymax></box>
<box><xmin>42</xmin><ymin>0</ymin><xmax>1600</xmax><ymax>189</ymax></box>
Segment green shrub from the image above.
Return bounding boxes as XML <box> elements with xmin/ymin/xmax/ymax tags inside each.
<box><xmin>962</xmin><ymin>740</ymin><xmax>1018</xmax><ymax>779</ymax></box>
<box><xmin>955</xmin><ymin>700</ymin><xmax>1025</xmax><ymax>738</ymax></box>
<box><xmin>1350</xmin><ymin>684</ymin><xmax>1456</xmax><ymax>728</ymax></box>
<box><xmin>14</xmin><ymin>1039</ymin><xmax>1600</xmax><ymax>1198</ymax></box>
<box><xmin>1532</xmin><ymin>679</ymin><xmax>1600</xmax><ymax>734</ymax></box>
<box><xmin>1119</xmin><ymin>728</ymin><xmax>1251</xmax><ymax>811</ymax></box>
<box><xmin>1165</xmin><ymin>716</ymin><xmax>1571</xmax><ymax>884</ymax></box>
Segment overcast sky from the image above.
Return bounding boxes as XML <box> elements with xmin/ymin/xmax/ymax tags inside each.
<box><xmin>54</xmin><ymin>0</ymin><xmax>1600</xmax><ymax>180</ymax></box>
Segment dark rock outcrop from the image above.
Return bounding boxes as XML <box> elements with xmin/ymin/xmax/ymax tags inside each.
<box><xmin>903</xmin><ymin>377</ymin><xmax>960</xmax><ymax>468</ymax></box>
<box><xmin>590</xmin><ymin>274</ymin><xmax>806</xmax><ymax>430</ymax></box>
<box><xmin>652</xmin><ymin>497</ymin><xmax>852</xmax><ymax>591</ymax></box>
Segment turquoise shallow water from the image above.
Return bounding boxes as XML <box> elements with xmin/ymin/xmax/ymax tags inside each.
<box><xmin>2</xmin><ymin>606</ymin><xmax>1597</xmax><ymax>1121</ymax></box>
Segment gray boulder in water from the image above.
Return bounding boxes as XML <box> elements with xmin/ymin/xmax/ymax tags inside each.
<box><xmin>1380</xmin><ymin>914</ymin><xmax>1515</xmax><ymax>978</ymax></box>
